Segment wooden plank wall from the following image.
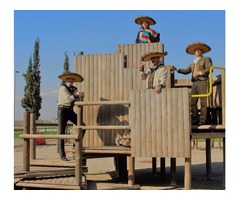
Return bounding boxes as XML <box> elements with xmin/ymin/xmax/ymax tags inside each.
<box><xmin>74</xmin><ymin>43</ymin><xmax>166</xmax><ymax>147</ymax></box>
<box><xmin>130</xmin><ymin>88</ymin><xmax>191</xmax><ymax>158</ymax></box>
<box><xmin>117</xmin><ymin>43</ymin><xmax>164</xmax><ymax>68</ymax></box>
<box><xmin>73</xmin><ymin>42</ymin><xmax>223</xmax><ymax>147</ymax></box>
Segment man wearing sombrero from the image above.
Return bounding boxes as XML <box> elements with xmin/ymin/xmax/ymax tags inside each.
<box><xmin>139</xmin><ymin>51</ymin><xmax>168</xmax><ymax>94</ymax></box>
<box><xmin>173</xmin><ymin>42</ymin><xmax>212</xmax><ymax>125</ymax></box>
<box><xmin>135</xmin><ymin>16</ymin><xmax>160</xmax><ymax>44</ymax></box>
<box><xmin>58</xmin><ymin>72</ymin><xmax>85</xmax><ymax>161</ymax></box>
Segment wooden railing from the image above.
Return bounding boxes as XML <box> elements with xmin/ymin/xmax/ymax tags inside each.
<box><xmin>14</xmin><ymin>122</ymin><xmax>73</xmax><ymax>132</ymax></box>
<box><xmin>74</xmin><ymin>100</ymin><xmax>133</xmax><ymax>185</ymax></box>
<box><xmin>18</xmin><ymin>112</ymin><xmax>84</xmax><ymax>187</ymax></box>
<box><xmin>19</xmin><ymin>133</ymin><xmax>84</xmax><ymax>187</ymax></box>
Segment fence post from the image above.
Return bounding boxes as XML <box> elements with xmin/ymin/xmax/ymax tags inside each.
<box><xmin>30</xmin><ymin>113</ymin><xmax>36</xmax><ymax>159</ymax></box>
<box><xmin>221</xmin><ymin>70</ymin><xmax>225</xmax><ymax>125</ymax></box>
<box><xmin>75</xmin><ymin>106</ymin><xmax>83</xmax><ymax>186</ymax></box>
<box><xmin>22</xmin><ymin>112</ymin><xmax>30</xmax><ymax>172</ymax></box>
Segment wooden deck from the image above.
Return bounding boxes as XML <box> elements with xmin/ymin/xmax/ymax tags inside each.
<box><xmin>15</xmin><ymin>120</ymin><xmax>225</xmax><ymax>190</ymax></box>
<box><xmin>14</xmin><ymin>145</ymin><xmax>133</xmax><ymax>190</ymax></box>
<box><xmin>15</xmin><ymin>126</ymin><xmax>225</xmax><ymax>190</ymax></box>
<box><xmin>15</xmin><ymin>168</ymin><xmax>139</xmax><ymax>190</ymax></box>
<box><xmin>15</xmin><ymin>174</ymin><xmax>86</xmax><ymax>190</ymax></box>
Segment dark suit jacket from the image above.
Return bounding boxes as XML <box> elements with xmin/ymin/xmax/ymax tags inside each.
<box><xmin>178</xmin><ymin>56</ymin><xmax>212</xmax><ymax>81</ymax></box>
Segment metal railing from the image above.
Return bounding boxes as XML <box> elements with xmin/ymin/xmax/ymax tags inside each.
<box><xmin>191</xmin><ymin>66</ymin><xmax>225</xmax><ymax>98</ymax></box>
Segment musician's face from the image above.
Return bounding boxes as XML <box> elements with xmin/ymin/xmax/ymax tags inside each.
<box><xmin>141</xmin><ymin>21</ymin><xmax>149</xmax><ymax>29</ymax></box>
<box><xmin>150</xmin><ymin>56</ymin><xmax>161</xmax><ymax>65</ymax></box>
<box><xmin>194</xmin><ymin>48</ymin><xmax>203</xmax><ymax>57</ymax></box>
<box><xmin>66</xmin><ymin>78</ymin><xmax>75</xmax><ymax>85</ymax></box>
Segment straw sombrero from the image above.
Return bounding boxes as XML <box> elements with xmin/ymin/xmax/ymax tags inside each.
<box><xmin>186</xmin><ymin>42</ymin><xmax>211</xmax><ymax>55</ymax></box>
<box><xmin>135</xmin><ymin>16</ymin><xmax>156</xmax><ymax>25</ymax></box>
<box><xmin>141</xmin><ymin>51</ymin><xmax>168</xmax><ymax>61</ymax></box>
<box><xmin>58</xmin><ymin>72</ymin><xmax>84</xmax><ymax>82</ymax></box>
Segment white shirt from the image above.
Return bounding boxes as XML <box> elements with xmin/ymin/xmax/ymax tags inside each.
<box><xmin>140</xmin><ymin>65</ymin><xmax>168</xmax><ymax>89</ymax></box>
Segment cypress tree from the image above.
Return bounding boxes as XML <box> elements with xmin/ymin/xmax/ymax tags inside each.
<box><xmin>21</xmin><ymin>56</ymin><xmax>33</xmax><ymax>113</ymax></box>
<box><xmin>21</xmin><ymin>38</ymin><xmax>42</xmax><ymax>120</ymax></box>
<box><xmin>61</xmin><ymin>52</ymin><xmax>70</xmax><ymax>85</ymax></box>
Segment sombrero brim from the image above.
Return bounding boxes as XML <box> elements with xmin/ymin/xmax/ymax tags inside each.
<box><xmin>141</xmin><ymin>51</ymin><xmax>168</xmax><ymax>61</ymax></box>
<box><xmin>58</xmin><ymin>72</ymin><xmax>84</xmax><ymax>82</ymax></box>
<box><xmin>135</xmin><ymin>16</ymin><xmax>156</xmax><ymax>25</ymax></box>
<box><xmin>186</xmin><ymin>42</ymin><xmax>211</xmax><ymax>55</ymax></box>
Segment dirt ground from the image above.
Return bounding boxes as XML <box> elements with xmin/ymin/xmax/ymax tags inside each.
<box><xmin>14</xmin><ymin>139</ymin><xmax>225</xmax><ymax>190</ymax></box>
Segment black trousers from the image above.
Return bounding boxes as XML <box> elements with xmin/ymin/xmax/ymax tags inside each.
<box><xmin>191</xmin><ymin>80</ymin><xmax>208</xmax><ymax>124</ymax></box>
<box><xmin>58</xmin><ymin>107</ymin><xmax>85</xmax><ymax>158</ymax></box>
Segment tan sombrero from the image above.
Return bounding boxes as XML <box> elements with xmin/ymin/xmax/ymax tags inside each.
<box><xmin>141</xmin><ymin>51</ymin><xmax>168</xmax><ymax>61</ymax></box>
<box><xmin>58</xmin><ymin>72</ymin><xmax>84</xmax><ymax>82</ymax></box>
<box><xmin>186</xmin><ymin>42</ymin><xmax>211</xmax><ymax>55</ymax></box>
<box><xmin>135</xmin><ymin>16</ymin><xmax>156</xmax><ymax>25</ymax></box>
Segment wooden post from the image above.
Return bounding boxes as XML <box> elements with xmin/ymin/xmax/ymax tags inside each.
<box><xmin>160</xmin><ymin>157</ymin><xmax>165</xmax><ymax>177</ymax></box>
<box><xmin>57</xmin><ymin>118</ymin><xmax>60</xmax><ymax>153</ymax></box>
<box><xmin>223</xmin><ymin>137</ymin><xmax>225</xmax><ymax>187</ymax></box>
<box><xmin>117</xmin><ymin>156</ymin><xmax>127</xmax><ymax>180</ymax></box>
<box><xmin>75</xmin><ymin>132</ymin><xmax>82</xmax><ymax>186</ymax></box>
<box><xmin>30</xmin><ymin>113</ymin><xmax>36</xmax><ymax>159</ymax></box>
<box><xmin>166</xmin><ymin>65</ymin><xmax>175</xmax><ymax>88</ymax></box>
<box><xmin>128</xmin><ymin>157</ymin><xmax>135</xmax><ymax>185</ymax></box>
<box><xmin>152</xmin><ymin>157</ymin><xmax>156</xmax><ymax>174</ymax></box>
<box><xmin>170</xmin><ymin>158</ymin><xmax>177</xmax><ymax>185</ymax></box>
<box><xmin>206</xmin><ymin>138</ymin><xmax>211</xmax><ymax>179</ymax></box>
<box><xmin>75</xmin><ymin>106</ymin><xmax>83</xmax><ymax>186</ymax></box>
<box><xmin>184</xmin><ymin>157</ymin><xmax>191</xmax><ymax>190</ymax></box>
<box><xmin>22</xmin><ymin>112</ymin><xmax>30</xmax><ymax>172</ymax></box>
<box><xmin>221</xmin><ymin>70</ymin><xmax>225</xmax><ymax>125</ymax></box>
<box><xmin>218</xmin><ymin>138</ymin><xmax>222</xmax><ymax>149</ymax></box>
<box><xmin>165</xmin><ymin>66</ymin><xmax>172</xmax><ymax>88</ymax></box>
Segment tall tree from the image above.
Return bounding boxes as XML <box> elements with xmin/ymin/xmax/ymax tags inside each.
<box><xmin>21</xmin><ymin>56</ymin><xmax>33</xmax><ymax>112</ymax></box>
<box><xmin>61</xmin><ymin>52</ymin><xmax>70</xmax><ymax>85</ymax></box>
<box><xmin>21</xmin><ymin>38</ymin><xmax>42</xmax><ymax>120</ymax></box>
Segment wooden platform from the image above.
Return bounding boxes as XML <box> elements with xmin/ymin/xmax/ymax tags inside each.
<box><xmin>192</xmin><ymin>124</ymin><xmax>225</xmax><ymax>131</ymax></box>
<box><xmin>30</xmin><ymin>159</ymin><xmax>75</xmax><ymax>167</ymax></box>
<box><xmin>15</xmin><ymin>123</ymin><xmax>225</xmax><ymax>190</ymax></box>
<box><xmin>15</xmin><ymin>176</ymin><xmax>140</xmax><ymax>190</ymax></box>
<box><xmin>14</xmin><ymin>165</ymin><xmax>88</xmax><ymax>190</ymax></box>
<box><xmin>14</xmin><ymin>145</ymin><xmax>131</xmax><ymax>190</ymax></box>
<box><xmin>83</xmin><ymin>146</ymin><xmax>131</xmax><ymax>155</ymax></box>
<box><xmin>15</xmin><ymin>174</ymin><xmax>87</xmax><ymax>190</ymax></box>
<box><xmin>191</xmin><ymin>132</ymin><xmax>225</xmax><ymax>139</ymax></box>
<box><xmin>14</xmin><ymin>164</ymin><xmax>139</xmax><ymax>190</ymax></box>
<box><xmin>87</xmin><ymin>182</ymin><xmax>140</xmax><ymax>190</ymax></box>
<box><xmin>191</xmin><ymin>124</ymin><xmax>225</xmax><ymax>139</ymax></box>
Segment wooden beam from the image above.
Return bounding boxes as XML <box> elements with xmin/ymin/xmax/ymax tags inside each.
<box><xmin>74</xmin><ymin>125</ymin><xmax>131</xmax><ymax>130</ymax></box>
<box><xmin>75</xmin><ymin>100</ymin><xmax>130</xmax><ymax>106</ymax></box>
<box><xmin>192</xmin><ymin>124</ymin><xmax>225</xmax><ymax>130</ymax></box>
<box><xmin>36</xmin><ymin>122</ymin><xmax>73</xmax><ymax>126</ymax></box>
<box><xmin>30</xmin><ymin>160</ymin><xmax>75</xmax><ymax>167</ymax></box>
<box><xmin>19</xmin><ymin>134</ymin><xmax>80</xmax><ymax>139</ymax></box>
<box><xmin>191</xmin><ymin>132</ymin><xmax>225</xmax><ymax>139</ymax></box>
<box><xmin>14</xmin><ymin>169</ymin><xmax>76</xmax><ymax>178</ymax></box>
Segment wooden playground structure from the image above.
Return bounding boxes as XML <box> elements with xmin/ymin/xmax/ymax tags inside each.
<box><xmin>14</xmin><ymin>43</ymin><xmax>225</xmax><ymax>190</ymax></box>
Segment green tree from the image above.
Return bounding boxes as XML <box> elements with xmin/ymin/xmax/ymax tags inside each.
<box><xmin>61</xmin><ymin>51</ymin><xmax>70</xmax><ymax>85</ymax></box>
<box><xmin>21</xmin><ymin>38</ymin><xmax>42</xmax><ymax>120</ymax></box>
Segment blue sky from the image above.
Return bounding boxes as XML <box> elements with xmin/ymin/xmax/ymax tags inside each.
<box><xmin>14</xmin><ymin>10</ymin><xmax>225</xmax><ymax>121</ymax></box>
